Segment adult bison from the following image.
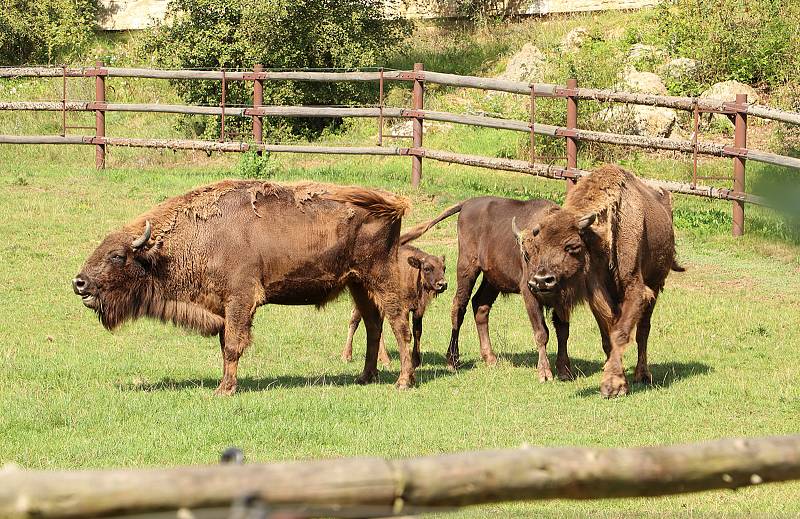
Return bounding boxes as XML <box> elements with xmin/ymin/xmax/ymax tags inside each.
<box><xmin>513</xmin><ymin>164</ymin><xmax>683</xmax><ymax>397</ymax></box>
<box><xmin>401</xmin><ymin>196</ymin><xmax>571</xmax><ymax>381</ymax></box>
<box><xmin>72</xmin><ymin>180</ymin><xmax>417</xmax><ymax>393</ymax></box>
<box><xmin>341</xmin><ymin>244</ymin><xmax>447</xmax><ymax>368</ymax></box>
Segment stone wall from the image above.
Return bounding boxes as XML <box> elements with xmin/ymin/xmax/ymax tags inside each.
<box><xmin>98</xmin><ymin>0</ymin><xmax>658</xmax><ymax>30</ymax></box>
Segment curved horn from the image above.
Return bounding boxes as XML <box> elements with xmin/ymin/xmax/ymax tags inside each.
<box><xmin>131</xmin><ymin>220</ymin><xmax>152</xmax><ymax>249</ymax></box>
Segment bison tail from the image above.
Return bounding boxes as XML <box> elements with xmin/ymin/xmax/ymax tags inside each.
<box><xmin>400</xmin><ymin>202</ymin><xmax>464</xmax><ymax>245</ymax></box>
<box><xmin>326</xmin><ymin>187</ymin><xmax>411</xmax><ymax>221</ymax></box>
<box><xmin>671</xmin><ymin>260</ymin><xmax>686</xmax><ymax>272</ymax></box>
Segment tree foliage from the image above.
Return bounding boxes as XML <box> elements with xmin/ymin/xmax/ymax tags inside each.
<box><xmin>140</xmin><ymin>0</ymin><xmax>409</xmax><ymax>139</ymax></box>
<box><xmin>0</xmin><ymin>0</ymin><xmax>98</xmax><ymax>64</ymax></box>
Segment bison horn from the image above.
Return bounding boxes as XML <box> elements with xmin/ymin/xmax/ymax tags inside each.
<box><xmin>511</xmin><ymin>217</ymin><xmax>524</xmax><ymax>242</ymax></box>
<box><xmin>577</xmin><ymin>212</ymin><xmax>597</xmax><ymax>230</ymax></box>
<box><xmin>132</xmin><ymin>220</ymin><xmax>152</xmax><ymax>249</ymax></box>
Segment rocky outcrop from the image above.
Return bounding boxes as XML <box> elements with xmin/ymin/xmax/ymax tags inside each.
<box><xmin>498</xmin><ymin>44</ymin><xmax>546</xmax><ymax>83</ymax></box>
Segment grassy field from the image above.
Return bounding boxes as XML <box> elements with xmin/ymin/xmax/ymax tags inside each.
<box><xmin>2</xmin><ymin>8</ymin><xmax>800</xmax><ymax>517</ymax></box>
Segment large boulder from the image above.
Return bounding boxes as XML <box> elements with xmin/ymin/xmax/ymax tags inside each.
<box><xmin>700</xmin><ymin>80</ymin><xmax>761</xmax><ymax>128</ymax></box>
<box><xmin>622</xmin><ymin>69</ymin><xmax>669</xmax><ymax>95</ymax></box>
<box><xmin>498</xmin><ymin>43</ymin><xmax>546</xmax><ymax>83</ymax></box>
<box><xmin>627</xmin><ymin>44</ymin><xmax>667</xmax><ymax>68</ymax></box>
<box><xmin>599</xmin><ymin>105</ymin><xmax>677</xmax><ymax>138</ymax></box>
<box><xmin>562</xmin><ymin>27</ymin><xmax>590</xmax><ymax>53</ymax></box>
<box><xmin>658</xmin><ymin>57</ymin><xmax>699</xmax><ymax>82</ymax></box>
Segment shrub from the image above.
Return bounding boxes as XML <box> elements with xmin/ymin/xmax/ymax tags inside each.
<box><xmin>648</xmin><ymin>0</ymin><xmax>800</xmax><ymax>89</ymax></box>
<box><xmin>140</xmin><ymin>0</ymin><xmax>409</xmax><ymax>140</ymax></box>
<box><xmin>0</xmin><ymin>0</ymin><xmax>98</xmax><ymax>65</ymax></box>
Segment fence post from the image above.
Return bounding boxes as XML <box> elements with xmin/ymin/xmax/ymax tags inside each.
<box><xmin>411</xmin><ymin>62</ymin><xmax>424</xmax><ymax>187</ymax></box>
<box><xmin>94</xmin><ymin>61</ymin><xmax>106</xmax><ymax>169</ymax></box>
<box><xmin>732</xmin><ymin>93</ymin><xmax>747</xmax><ymax>236</ymax></box>
<box><xmin>252</xmin><ymin>64</ymin><xmax>264</xmax><ymax>156</ymax></box>
<box><xmin>565</xmin><ymin>78</ymin><xmax>578</xmax><ymax>191</ymax></box>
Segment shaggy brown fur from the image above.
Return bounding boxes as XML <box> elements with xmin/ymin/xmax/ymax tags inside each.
<box><xmin>400</xmin><ymin>196</ymin><xmax>569</xmax><ymax>381</ymax></box>
<box><xmin>341</xmin><ymin>245</ymin><xmax>447</xmax><ymax>368</ymax></box>
<box><xmin>73</xmin><ymin>180</ymin><xmax>417</xmax><ymax>394</ymax></box>
<box><xmin>516</xmin><ymin>164</ymin><xmax>682</xmax><ymax>397</ymax></box>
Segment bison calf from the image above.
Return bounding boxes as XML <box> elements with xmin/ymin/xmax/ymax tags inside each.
<box><xmin>341</xmin><ymin>244</ymin><xmax>447</xmax><ymax>368</ymax></box>
<box><xmin>73</xmin><ymin>180</ymin><xmax>418</xmax><ymax>393</ymax></box>
<box><xmin>514</xmin><ymin>164</ymin><xmax>682</xmax><ymax>397</ymax></box>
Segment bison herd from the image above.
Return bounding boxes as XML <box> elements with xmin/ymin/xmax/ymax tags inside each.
<box><xmin>72</xmin><ymin>164</ymin><xmax>681</xmax><ymax>397</ymax></box>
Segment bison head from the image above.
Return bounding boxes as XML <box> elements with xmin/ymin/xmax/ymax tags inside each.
<box><xmin>72</xmin><ymin>221</ymin><xmax>158</xmax><ymax>330</ymax></box>
<box><xmin>408</xmin><ymin>253</ymin><xmax>447</xmax><ymax>294</ymax></box>
<box><xmin>512</xmin><ymin>211</ymin><xmax>596</xmax><ymax>300</ymax></box>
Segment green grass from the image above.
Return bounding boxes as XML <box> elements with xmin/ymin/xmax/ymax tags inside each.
<box><xmin>1</xmin><ymin>151</ymin><xmax>800</xmax><ymax>517</ymax></box>
<box><xmin>1</xmin><ymin>9</ymin><xmax>800</xmax><ymax>517</ymax></box>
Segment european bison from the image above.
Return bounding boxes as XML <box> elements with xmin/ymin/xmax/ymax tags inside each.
<box><xmin>341</xmin><ymin>244</ymin><xmax>447</xmax><ymax>367</ymax></box>
<box><xmin>402</xmin><ymin>197</ymin><xmax>571</xmax><ymax>381</ymax></box>
<box><xmin>513</xmin><ymin>164</ymin><xmax>683</xmax><ymax>397</ymax></box>
<box><xmin>72</xmin><ymin>180</ymin><xmax>418</xmax><ymax>393</ymax></box>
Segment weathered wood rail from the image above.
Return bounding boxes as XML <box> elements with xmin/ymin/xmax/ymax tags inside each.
<box><xmin>1</xmin><ymin>63</ymin><xmax>799</xmax><ymax>234</ymax></box>
<box><xmin>1</xmin><ymin>435</ymin><xmax>799</xmax><ymax>518</ymax></box>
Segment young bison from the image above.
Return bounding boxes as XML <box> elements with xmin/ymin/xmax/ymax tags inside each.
<box><xmin>341</xmin><ymin>244</ymin><xmax>447</xmax><ymax>368</ymax></box>
<box><xmin>72</xmin><ymin>180</ymin><xmax>418</xmax><ymax>393</ymax></box>
<box><xmin>514</xmin><ymin>164</ymin><xmax>683</xmax><ymax>397</ymax></box>
<box><xmin>401</xmin><ymin>197</ymin><xmax>569</xmax><ymax>381</ymax></box>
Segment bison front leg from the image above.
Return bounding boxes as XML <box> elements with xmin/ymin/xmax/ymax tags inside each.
<box><xmin>521</xmin><ymin>288</ymin><xmax>552</xmax><ymax>382</ymax></box>
<box><xmin>600</xmin><ymin>282</ymin><xmax>650</xmax><ymax>398</ymax></box>
<box><xmin>350</xmin><ymin>286</ymin><xmax>382</xmax><ymax>385</ymax></box>
<box><xmin>552</xmin><ymin>309</ymin><xmax>573</xmax><ymax>381</ymax></box>
<box><xmin>216</xmin><ymin>304</ymin><xmax>254</xmax><ymax>396</ymax></box>
<box><xmin>411</xmin><ymin>313</ymin><xmax>423</xmax><ymax>368</ymax></box>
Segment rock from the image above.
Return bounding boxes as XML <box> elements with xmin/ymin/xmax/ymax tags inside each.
<box><xmin>658</xmin><ymin>57</ymin><xmax>699</xmax><ymax>81</ymax></box>
<box><xmin>562</xmin><ymin>27</ymin><xmax>590</xmax><ymax>52</ymax></box>
<box><xmin>627</xmin><ymin>44</ymin><xmax>667</xmax><ymax>68</ymax></box>
<box><xmin>498</xmin><ymin>43</ymin><xmax>545</xmax><ymax>83</ymax></box>
<box><xmin>700</xmin><ymin>80</ymin><xmax>761</xmax><ymax>128</ymax></box>
<box><xmin>622</xmin><ymin>69</ymin><xmax>668</xmax><ymax>95</ymax></box>
<box><xmin>599</xmin><ymin>104</ymin><xmax>677</xmax><ymax>138</ymax></box>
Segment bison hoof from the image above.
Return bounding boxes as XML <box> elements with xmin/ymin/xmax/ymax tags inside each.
<box><xmin>446</xmin><ymin>354</ymin><xmax>460</xmax><ymax>372</ymax></box>
<box><xmin>557</xmin><ymin>364</ymin><xmax>574</xmax><ymax>381</ymax></box>
<box><xmin>600</xmin><ymin>373</ymin><xmax>629</xmax><ymax>398</ymax></box>
<box><xmin>214</xmin><ymin>384</ymin><xmax>237</xmax><ymax>396</ymax></box>
<box><xmin>356</xmin><ymin>370</ymin><xmax>378</xmax><ymax>385</ymax></box>
<box><xmin>395</xmin><ymin>376</ymin><xmax>415</xmax><ymax>390</ymax></box>
<box><xmin>342</xmin><ymin>354</ymin><xmax>353</xmax><ymax>363</ymax></box>
<box><xmin>412</xmin><ymin>352</ymin><xmax>422</xmax><ymax>368</ymax></box>
<box><xmin>633</xmin><ymin>368</ymin><xmax>653</xmax><ymax>385</ymax></box>
<box><xmin>482</xmin><ymin>353</ymin><xmax>498</xmax><ymax>366</ymax></box>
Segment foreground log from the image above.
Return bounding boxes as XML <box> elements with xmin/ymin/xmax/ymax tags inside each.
<box><xmin>2</xmin><ymin>436</ymin><xmax>800</xmax><ymax>518</ymax></box>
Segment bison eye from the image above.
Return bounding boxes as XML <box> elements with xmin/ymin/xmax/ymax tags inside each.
<box><xmin>111</xmin><ymin>253</ymin><xmax>126</xmax><ymax>265</ymax></box>
<box><xmin>565</xmin><ymin>243</ymin><xmax>582</xmax><ymax>254</ymax></box>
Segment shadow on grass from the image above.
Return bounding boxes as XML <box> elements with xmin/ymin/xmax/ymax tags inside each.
<box><xmin>500</xmin><ymin>352</ymin><xmax>605</xmax><ymax>378</ymax></box>
<box><xmin>573</xmin><ymin>360</ymin><xmax>714</xmax><ymax>398</ymax></box>
<box><xmin>119</xmin><ymin>364</ymin><xmax>458</xmax><ymax>393</ymax></box>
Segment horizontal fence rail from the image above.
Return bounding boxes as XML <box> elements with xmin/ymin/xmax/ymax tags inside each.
<box><xmin>1</xmin><ymin>63</ymin><xmax>799</xmax><ymax>234</ymax></box>
<box><xmin>1</xmin><ymin>435</ymin><xmax>800</xmax><ymax>518</ymax></box>
<box><xmin>2</xmin><ymin>66</ymin><xmax>799</xmax><ymax>124</ymax></box>
<box><xmin>2</xmin><ymin>102</ymin><xmax>799</xmax><ymax>171</ymax></box>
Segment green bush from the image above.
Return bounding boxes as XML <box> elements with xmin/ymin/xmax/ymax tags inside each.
<box><xmin>0</xmin><ymin>0</ymin><xmax>98</xmax><ymax>65</ymax></box>
<box><xmin>140</xmin><ymin>0</ymin><xmax>409</xmax><ymax>140</ymax></box>
<box><xmin>648</xmin><ymin>0</ymin><xmax>800</xmax><ymax>89</ymax></box>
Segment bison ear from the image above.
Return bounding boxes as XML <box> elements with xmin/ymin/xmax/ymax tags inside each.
<box><xmin>577</xmin><ymin>212</ymin><xmax>597</xmax><ymax>231</ymax></box>
<box><xmin>407</xmin><ymin>256</ymin><xmax>422</xmax><ymax>269</ymax></box>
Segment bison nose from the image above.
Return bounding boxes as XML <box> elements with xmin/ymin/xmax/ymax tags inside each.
<box><xmin>438</xmin><ymin>282</ymin><xmax>448</xmax><ymax>291</ymax></box>
<box><xmin>72</xmin><ymin>276</ymin><xmax>87</xmax><ymax>295</ymax></box>
<box><xmin>533</xmin><ymin>274</ymin><xmax>557</xmax><ymax>290</ymax></box>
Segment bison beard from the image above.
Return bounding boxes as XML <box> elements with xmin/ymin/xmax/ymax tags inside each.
<box><xmin>73</xmin><ymin>180</ymin><xmax>415</xmax><ymax>394</ymax></box>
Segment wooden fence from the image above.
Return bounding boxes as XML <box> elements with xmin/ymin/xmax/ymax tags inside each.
<box><xmin>1</xmin><ymin>63</ymin><xmax>799</xmax><ymax>235</ymax></box>
<box><xmin>2</xmin><ymin>435</ymin><xmax>800</xmax><ymax>518</ymax></box>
